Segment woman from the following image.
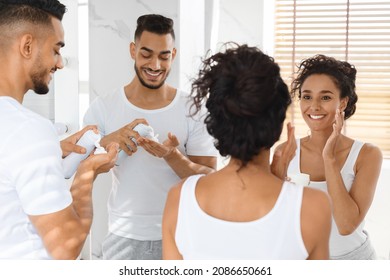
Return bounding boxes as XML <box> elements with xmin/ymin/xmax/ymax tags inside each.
<box><xmin>277</xmin><ymin>54</ymin><xmax>383</xmax><ymax>259</ymax></box>
<box><xmin>162</xmin><ymin>44</ymin><xmax>331</xmax><ymax>260</ymax></box>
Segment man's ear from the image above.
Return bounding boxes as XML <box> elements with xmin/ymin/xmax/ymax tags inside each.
<box><xmin>171</xmin><ymin>47</ymin><xmax>177</xmax><ymax>60</ymax></box>
<box><xmin>19</xmin><ymin>34</ymin><xmax>34</xmax><ymax>59</ymax></box>
<box><xmin>130</xmin><ymin>42</ymin><xmax>136</xmax><ymax>59</ymax></box>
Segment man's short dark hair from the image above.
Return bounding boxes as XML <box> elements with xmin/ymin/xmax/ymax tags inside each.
<box><xmin>134</xmin><ymin>14</ymin><xmax>175</xmax><ymax>41</ymax></box>
<box><xmin>0</xmin><ymin>0</ymin><xmax>67</xmax><ymax>27</ymax></box>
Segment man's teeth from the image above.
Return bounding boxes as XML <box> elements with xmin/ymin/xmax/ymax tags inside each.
<box><xmin>146</xmin><ymin>71</ymin><xmax>160</xmax><ymax>76</ymax></box>
<box><xmin>310</xmin><ymin>115</ymin><xmax>325</xmax><ymax>120</ymax></box>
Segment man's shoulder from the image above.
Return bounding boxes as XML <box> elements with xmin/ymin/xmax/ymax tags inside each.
<box><xmin>90</xmin><ymin>87</ymin><xmax>124</xmax><ymax>107</ymax></box>
<box><xmin>2</xmin><ymin>106</ymin><xmax>57</xmax><ymax>149</ymax></box>
<box><xmin>99</xmin><ymin>87</ymin><xmax>124</xmax><ymax>100</ymax></box>
<box><xmin>176</xmin><ymin>89</ymin><xmax>190</xmax><ymax>96</ymax></box>
<box><xmin>0</xmin><ymin>98</ymin><xmax>52</xmax><ymax>130</ymax></box>
<box><xmin>174</xmin><ymin>89</ymin><xmax>193</xmax><ymax>105</ymax></box>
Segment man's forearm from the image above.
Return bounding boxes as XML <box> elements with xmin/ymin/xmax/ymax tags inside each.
<box><xmin>163</xmin><ymin>148</ymin><xmax>215</xmax><ymax>178</ymax></box>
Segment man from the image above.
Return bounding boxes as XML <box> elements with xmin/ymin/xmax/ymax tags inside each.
<box><xmin>0</xmin><ymin>0</ymin><xmax>118</xmax><ymax>259</ymax></box>
<box><xmin>83</xmin><ymin>14</ymin><xmax>218</xmax><ymax>260</ymax></box>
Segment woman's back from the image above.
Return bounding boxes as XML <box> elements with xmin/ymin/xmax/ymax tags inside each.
<box><xmin>175</xmin><ymin>173</ymin><xmax>309</xmax><ymax>260</ymax></box>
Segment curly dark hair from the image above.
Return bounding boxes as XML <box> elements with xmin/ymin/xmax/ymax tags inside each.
<box><xmin>191</xmin><ymin>43</ymin><xmax>291</xmax><ymax>166</ymax></box>
<box><xmin>134</xmin><ymin>14</ymin><xmax>175</xmax><ymax>41</ymax></box>
<box><xmin>291</xmin><ymin>54</ymin><xmax>358</xmax><ymax>120</ymax></box>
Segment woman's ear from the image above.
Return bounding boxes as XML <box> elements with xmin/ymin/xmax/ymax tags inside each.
<box><xmin>340</xmin><ymin>96</ymin><xmax>349</xmax><ymax>112</ymax></box>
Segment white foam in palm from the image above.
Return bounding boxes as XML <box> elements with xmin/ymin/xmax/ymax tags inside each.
<box><xmin>133</xmin><ymin>123</ymin><xmax>159</xmax><ymax>142</ymax></box>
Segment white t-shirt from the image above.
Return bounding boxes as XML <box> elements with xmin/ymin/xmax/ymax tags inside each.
<box><xmin>175</xmin><ymin>175</ymin><xmax>309</xmax><ymax>260</ymax></box>
<box><xmin>0</xmin><ymin>97</ymin><xmax>72</xmax><ymax>259</ymax></box>
<box><xmin>83</xmin><ymin>87</ymin><xmax>218</xmax><ymax>240</ymax></box>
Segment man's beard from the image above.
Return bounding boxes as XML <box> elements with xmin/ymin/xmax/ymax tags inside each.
<box><xmin>134</xmin><ymin>64</ymin><xmax>169</xmax><ymax>90</ymax></box>
<box><xmin>31</xmin><ymin>70</ymin><xmax>50</xmax><ymax>95</ymax></box>
<box><xmin>30</xmin><ymin>55</ymin><xmax>50</xmax><ymax>95</ymax></box>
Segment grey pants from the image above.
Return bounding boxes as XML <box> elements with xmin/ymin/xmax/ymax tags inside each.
<box><xmin>331</xmin><ymin>232</ymin><xmax>377</xmax><ymax>260</ymax></box>
<box><xmin>102</xmin><ymin>232</ymin><xmax>162</xmax><ymax>260</ymax></box>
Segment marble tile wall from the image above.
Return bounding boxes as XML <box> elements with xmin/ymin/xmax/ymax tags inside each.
<box><xmin>88</xmin><ymin>0</ymin><xmax>179</xmax><ymax>101</ymax></box>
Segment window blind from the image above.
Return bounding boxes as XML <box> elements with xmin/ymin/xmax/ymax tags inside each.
<box><xmin>274</xmin><ymin>0</ymin><xmax>390</xmax><ymax>158</ymax></box>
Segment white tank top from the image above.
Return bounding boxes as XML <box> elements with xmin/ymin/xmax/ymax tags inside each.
<box><xmin>287</xmin><ymin>139</ymin><xmax>367</xmax><ymax>257</ymax></box>
<box><xmin>175</xmin><ymin>174</ymin><xmax>309</xmax><ymax>260</ymax></box>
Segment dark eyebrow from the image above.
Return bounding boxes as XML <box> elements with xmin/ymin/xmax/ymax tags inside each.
<box><xmin>140</xmin><ymin>47</ymin><xmax>153</xmax><ymax>53</ymax></box>
<box><xmin>140</xmin><ymin>47</ymin><xmax>171</xmax><ymax>55</ymax></box>
<box><xmin>160</xmin><ymin>50</ymin><xmax>171</xmax><ymax>55</ymax></box>
<box><xmin>320</xmin><ymin>90</ymin><xmax>334</xmax><ymax>94</ymax></box>
<box><xmin>301</xmin><ymin>89</ymin><xmax>335</xmax><ymax>94</ymax></box>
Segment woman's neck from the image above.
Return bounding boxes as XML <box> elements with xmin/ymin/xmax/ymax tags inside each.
<box><xmin>302</xmin><ymin>128</ymin><xmax>333</xmax><ymax>153</ymax></box>
<box><xmin>228</xmin><ymin>150</ymin><xmax>271</xmax><ymax>173</ymax></box>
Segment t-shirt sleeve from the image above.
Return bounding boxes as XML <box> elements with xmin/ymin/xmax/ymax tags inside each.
<box><xmin>185</xmin><ymin>103</ymin><xmax>219</xmax><ymax>157</ymax></box>
<box><xmin>10</xmin><ymin>119</ymin><xmax>72</xmax><ymax>215</ymax></box>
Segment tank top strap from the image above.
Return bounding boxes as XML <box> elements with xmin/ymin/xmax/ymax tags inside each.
<box><xmin>282</xmin><ymin>181</ymin><xmax>305</xmax><ymax>214</ymax></box>
<box><xmin>341</xmin><ymin>140</ymin><xmax>364</xmax><ymax>173</ymax></box>
<box><xmin>183</xmin><ymin>174</ymin><xmax>204</xmax><ymax>188</ymax></box>
<box><xmin>180</xmin><ymin>174</ymin><xmax>204</xmax><ymax>205</ymax></box>
<box><xmin>296</xmin><ymin>138</ymin><xmax>301</xmax><ymax>152</ymax></box>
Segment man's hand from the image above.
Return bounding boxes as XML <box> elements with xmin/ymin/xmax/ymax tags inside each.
<box><xmin>137</xmin><ymin>132</ymin><xmax>179</xmax><ymax>158</ymax></box>
<box><xmin>100</xmin><ymin>118</ymin><xmax>148</xmax><ymax>156</ymax></box>
<box><xmin>60</xmin><ymin>125</ymin><xmax>98</xmax><ymax>158</ymax></box>
<box><xmin>79</xmin><ymin>142</ymin><xmax>119</xmax><ymax>176</ymax></box>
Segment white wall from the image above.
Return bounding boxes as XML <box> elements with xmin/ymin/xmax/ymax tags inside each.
<box><xmin>365</xmin><ymin>160</ymin><xmax>390</xmax><ymax>259</ymax></box>
<box><xmin>217</xmin><ymin>0</ymin><xmax>264</xmax><ymax>48</ymax></box>
<box><xmin>55</xmin><ymin>0</ymin><xmax>80</xmax><ymax>134</ymax></box>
